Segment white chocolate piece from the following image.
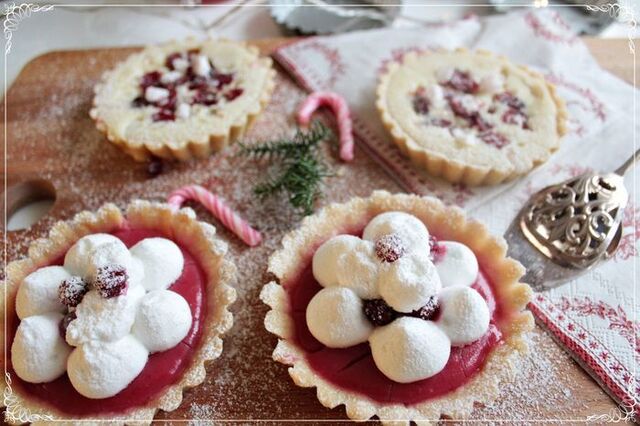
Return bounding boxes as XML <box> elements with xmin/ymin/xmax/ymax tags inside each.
<box><xmin>144</xmin><ymin>86</ymin><xmax>170</xmax><ymax>103</ymax></box>
<box><xmin>306</xmin><ymin>287</ymin><xmax>373</xmax><ymax>348</ymax></box>
<box><xmin>192</xmin><ymin>54</ymin><xmax>211</xmax><ymax>77</ymax></box>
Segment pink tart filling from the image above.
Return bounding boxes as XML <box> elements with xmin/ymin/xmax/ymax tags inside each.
<box><xmin>286</xmin><ymin>231</ymin><xmax>505</xmax><ymax>405</ymax></box>
<box><xmin>7</xmin><ymin>228</ymin><xmax>207</xmax><ymax>416</ymax></box>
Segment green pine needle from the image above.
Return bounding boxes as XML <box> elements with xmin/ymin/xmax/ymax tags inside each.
<box><xmin>241</xmin><ymin>122</ymin><xmax>334</xmax><ymax>215</ymax></box>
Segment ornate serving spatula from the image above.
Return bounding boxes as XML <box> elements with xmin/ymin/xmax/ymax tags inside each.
<box><xmin>505</xmin><ymin>149</ymin><xmax>638</xmax><ymax>291</ymax></box>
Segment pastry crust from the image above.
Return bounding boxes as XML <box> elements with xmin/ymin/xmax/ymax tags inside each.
<box><xmin>261</xmin><ymin>190</ymin><xmax>534</xmax><ymax>424</ymax></box>
<box><xmin>376</xmin><ymin>48</ymin><xmax>568</xmax><ymax>186</ymax></box>
<box><xmin>90</xmin><ymin>38</ymin><xmax>276</xmax><ymax>162</ymax></box>
<box><xmin>1</xmin><ymin>201</ymin><xmax>237</xmax><ymax>425</ymax></box>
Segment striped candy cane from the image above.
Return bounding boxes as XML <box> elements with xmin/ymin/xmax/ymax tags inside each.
<box><xmin>167</xmin><ymin>185</ymin><xmax>262</xmax><ymax>247</ymax></box>
<box><xmin>297</xmin><ymin>91</ymin><xmax>354</xmax><ymax>162</ymax></box>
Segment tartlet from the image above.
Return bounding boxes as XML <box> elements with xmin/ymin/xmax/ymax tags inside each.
<box><xmin>376</xmin><ymin>49</ymin><xmax>567</xmax><ymax>186</ymax></box>
<box><xmin>90</xmin><ymin>38</ymin><xmax>275</xmax><ymax>162</ymax></box>
<box><xmin>1</xmin><ymin>201</ymin><xmax>236</xmax><ymax>424</ymax></box>
<box><xmin>261</xmin><ymin>191</ymin><xmax>534</xmax><ymax>423</ymax></box>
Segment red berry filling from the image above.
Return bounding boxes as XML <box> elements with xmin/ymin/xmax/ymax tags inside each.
<box><xmin>132</xmin><ymin>50</ymin><xmax>244</xmax><ymax>122</ymax></box>
<box><xmin>58</xmin><ymin>277</ymin><xmax>89</xmax><ymax>308</ymax></box>
<box><xmin>429</xmin><ymin>235</ymin><xmax>447</xmax><ymax>263</ymax></box>
<box><xmin>442</xmin><ymin>69</ymin><xmax>479</xmax><ymax>94</ymax></box>
<box><xmin>94</xmin><ymin>264</ymin><xmax>129</xmax><ymax>298</ymax></box>
<box><xmin>374</xmin><ymin>233</ymin><xmax>407</xmax><ymax>263</ymax></box>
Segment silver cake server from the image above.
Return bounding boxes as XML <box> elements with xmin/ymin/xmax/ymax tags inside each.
<box><xmin>505</xmin><ymin>148</ymin><xmax>638</xmax><ymax>291</ymax></box>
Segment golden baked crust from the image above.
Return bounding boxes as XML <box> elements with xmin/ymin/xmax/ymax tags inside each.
<box><xmin>376</xmin><ymin>48</ymin><xmax>568</xmax><ymax>186</ymax></box>
<box><xmin>261</xmin><ymin>190</ymin><xmax>534</xmax><ymax>424</ymax></box>
<box><xmin>90</xmin><ymin>38</ymin><xmax>276</xmax><ymax>162</ymax></box>
<box><xmin>1</xmin><ymin>201</ymin><xmax>236</xmax><ymax>425</ymax></box>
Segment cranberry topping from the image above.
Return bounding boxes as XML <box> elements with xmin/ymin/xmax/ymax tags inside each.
<box><xmin>443</xmin><ymin>69</ymin><xmax>479</xmax><ymax>94</ymax></box>
<box><xmin>147</xmin><ymin>157</ymin><xmax>164</xmax><ymax>177</ymax></box>
<box><xmin>374</xmin><ymin>234</ymin><xmax>407</xmax><ymax>263</ymax></box>
<box><xmin>447</xmin><ymin>95</ymin><xmax>493</xmax><ymax>132</ymax></box>
<box><xmin>224</xmin><ymin>88</ymin><xmax>244</xmax><ymax>102</ymax></box>
<box><xmin>493</xmin><ymin>91</ymin><xmax>529</xmax><ymax>129</ymax></box>
<box><xmin>58</xmin><ymin>311</ymin><xmax>77</xmax><ymax>339</ymax></box>
<box><xmin>430</xmin><ymin>118</ymin><xmax>452</xmax><ymax>128</ymax></box>
<box><xmin>58</xmin><ymin>276</ymin><xmax>89</xmax><ymax>307</ymax></box>
<box><xmin>94</xmin><ymin>264</ymin><xmax>129</xmax><ymax>298</ymax></box>
<box><xmin>409</xmin><ymin>295</ymin><xmax>439</xmax><ymax>321</ymax></box>
<box><xmin>363</xmin><ymin>299</ymin><xmax>397</xmax><ymax>326</ymax></box>
<box><xmin>429</xmin><ymin>235</ymin><xmax>447</xmax><ymax>263</ymax></box>
<box><xmin>412</xmin><ymin>93</ymin><xmax>430</xmax><ymax>115</ymax></box>
<box><xmin>479</xmin><ymin>130</ymin><xmax>509</xmax><ymax>149</ymax></box>
<box><xmin>132</xmin><ymin>50</ymin><xmax>241</xmax><ymax>122</ymax></box>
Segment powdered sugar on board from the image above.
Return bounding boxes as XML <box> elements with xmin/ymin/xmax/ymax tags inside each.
<box><xmin>5</xmin><ymin>45</ymin><xmax>625</xmax><ymax>421</ymax></box>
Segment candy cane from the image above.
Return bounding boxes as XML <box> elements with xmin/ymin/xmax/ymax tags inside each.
<box><xmin>297</xmin><ymin>91</ymin><xmax>354</xmax><ymax>162</ymax></box>
<box><xmin>167</xmin><ymin>185</ymin><xmax>262</xmax><ymax>247</ymax></box>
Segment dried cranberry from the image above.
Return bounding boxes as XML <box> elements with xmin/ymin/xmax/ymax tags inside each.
<box><xmin>188</xmin><ymin>75</ymin><xmax>208</xmax><ymax>90</ymax></box>
<box><xmin>410</xmin><ymin>296</ymin><xmax>439</xmax><ymax>321</ymax></box>
<box><xmin>447</xmin><ymin>95</ymin><xmax>473</xmax><ymax>119</ymax></box>
<box><xmin>59</xmin><ymin>311</ymin><xmax>77</xmax><ymax>339</ymax></box>
<box><xmin>58</xmin><ymin>276</ymin><xmax>89</xmax><ymax>307</ymax></box>
<box><xmin>430</xmin><ymin>118</ymin><xmax>452</xmax><ymax>127</ymax></box>
<box><xmin>140</xmin><ymin>71</ymin><xmax>162</xmax><ymax>90</ymax></box>
<box><xmin>152</xmin><ymin>108</ymin><xmax>176</xmax><ymax>122</ymax></box>
<box><xmin>479</xmin><ymin>130</ymin><xmax>509</xmax><ymax>149</ymax></box>
<box><xmin>224</xmin><ymin>88</ymin><xmax>244</xmax><ymax>102</ymax></box>
<box><xmin>363</xmin><ymin>299</ymin><xmax>397</xmax><ymax>326</ymax></box>
<box><xmin>375</xmin><ymin>234</ymin><xmax>407</xmax><ymax>263</ymax></box>
<box><xmin>444</xmin><ymin>69</ymin><xmax>479</xmax><ymax>94</ymax></box>
<box><xmin>501</xmin><ymin>109</ymin><xmax>528</xmax><ymax>128</ymax></box>
<box><xmin>192</xmin><ymin>90</ymin><xmax>218</xmax><ymax>106</ymax></box>
<box><xmin>94</xmin><ymin>264</ymin><xmax>129</xmax><ymax>298</ymax></box>
<box><xmin>493</xmin><ymin>92</ymin><xmax>525</xmax><ymax>110</ymax></box>
<box><xmin>131</xmin><ymin>96</ymin><xmax>149</xmax><ymax>108</ymax></box>
<box><xmin>147</xmin><ymin>157</ymin><xmax>164</xmax><ymax>177</ymax></box>
<box><xmin>412</xmin><ymin>94</ymin><xmax>430</xmax><ymax>115</ymax></box>
<box><xmin>429</xmin><ymin>235</ymin><xmax>447</xmax><ymax>263</ymax></box>
<box><xmin>165</xmin><ymin>52</ymin><xmax>182</xmax><ymax>70</ymax></box>
<box><xmin>469</xmin><ymin>113</ymin><xmax>493</xmax><ymax>132</ymax></box>
<box><xmin>214</xmin><ymin>73</ymin><xmax>234</xmax><ymax>87</ymax></box>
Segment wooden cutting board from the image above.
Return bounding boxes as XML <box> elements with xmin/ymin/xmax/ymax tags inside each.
<box><xmin>1</xmin><ymin>37</ymin><xmax>634</xmax><ymax>423</ymax></box>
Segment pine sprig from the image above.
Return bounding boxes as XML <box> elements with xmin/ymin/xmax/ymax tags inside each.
<box><xmin>241</xmin><ymin>122</ymin><xmax>334</xmax><ymax>215</ymax></box>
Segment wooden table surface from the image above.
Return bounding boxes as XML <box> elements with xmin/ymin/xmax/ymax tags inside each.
<box><xmin>1</xmin><ymin>37</ymin><xmax>634</xmax><ymax>423</ymax></box>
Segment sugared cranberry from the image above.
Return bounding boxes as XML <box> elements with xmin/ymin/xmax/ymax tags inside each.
<box><xmin>429</xmin><ymin>235</ymin><xmax>447</xmax><ymax>263</ymax></box>
<box><xmin>214</xmin><ymin>73</ymin><xmax>234</xmax><ymax>87</ymax></box>
<box><xmin>140</xmin><ymin>71</ymin><xmax>162</xmax><ymax>90</ymax></box>
<box><xmin>224</xmin><ymin>88</ymin><xmax>244</xmax><ymax>102</ymax></box>
<box><xmin>375</xmin><ymin>234</ymin><xmax>407</xmax><ymax>263</ymax></box>
<box><xmin>152</xmin><ymin>108</ymin><xmax>176</xmax><ymax>122</ymax></box>
<box><xmin>479</xmin><ymin>130</ymin><xmax>509</xmax><ymax>149</ymax></box>
<box><xmin>59</xmin><ymin>311</ymin><xmax>77</xmax><ymax>339</ymax></box>
<box><xmin>444</xmin><ymin>69</ymin><xmax>479</xmax><ymax>94</ymax></box>
<box><xmin>94</xmin><ymin>264</ymin><xmax>129</xmax><ymax>298</ymax></box>
<box><xmin>58</xmin><ymin>276</ymin><xmax>89</xmax><ymax>307</ymax></box>
<box><xmin>147</xmin><ymin>157</ymin><xmax>164</xmax><ymax>177</ymax></box>
<box><xmin>165</xmin><ymin>52</ymin><xmax>183</xmax><ymax>70</ymax></box>
<box><xmin>410</xmin><ymin>296</ymin><xmax>439</xmax><ymax>321</ymax></box>
<box><xmin>363</xmin><ymin>299</ymin><xmax>397</xmax><ymax>326</ymax></box>
<box><xmin>412</xmin><ymin>94</ymin><xmax>430</xmax><ymax>115</ymax></box>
